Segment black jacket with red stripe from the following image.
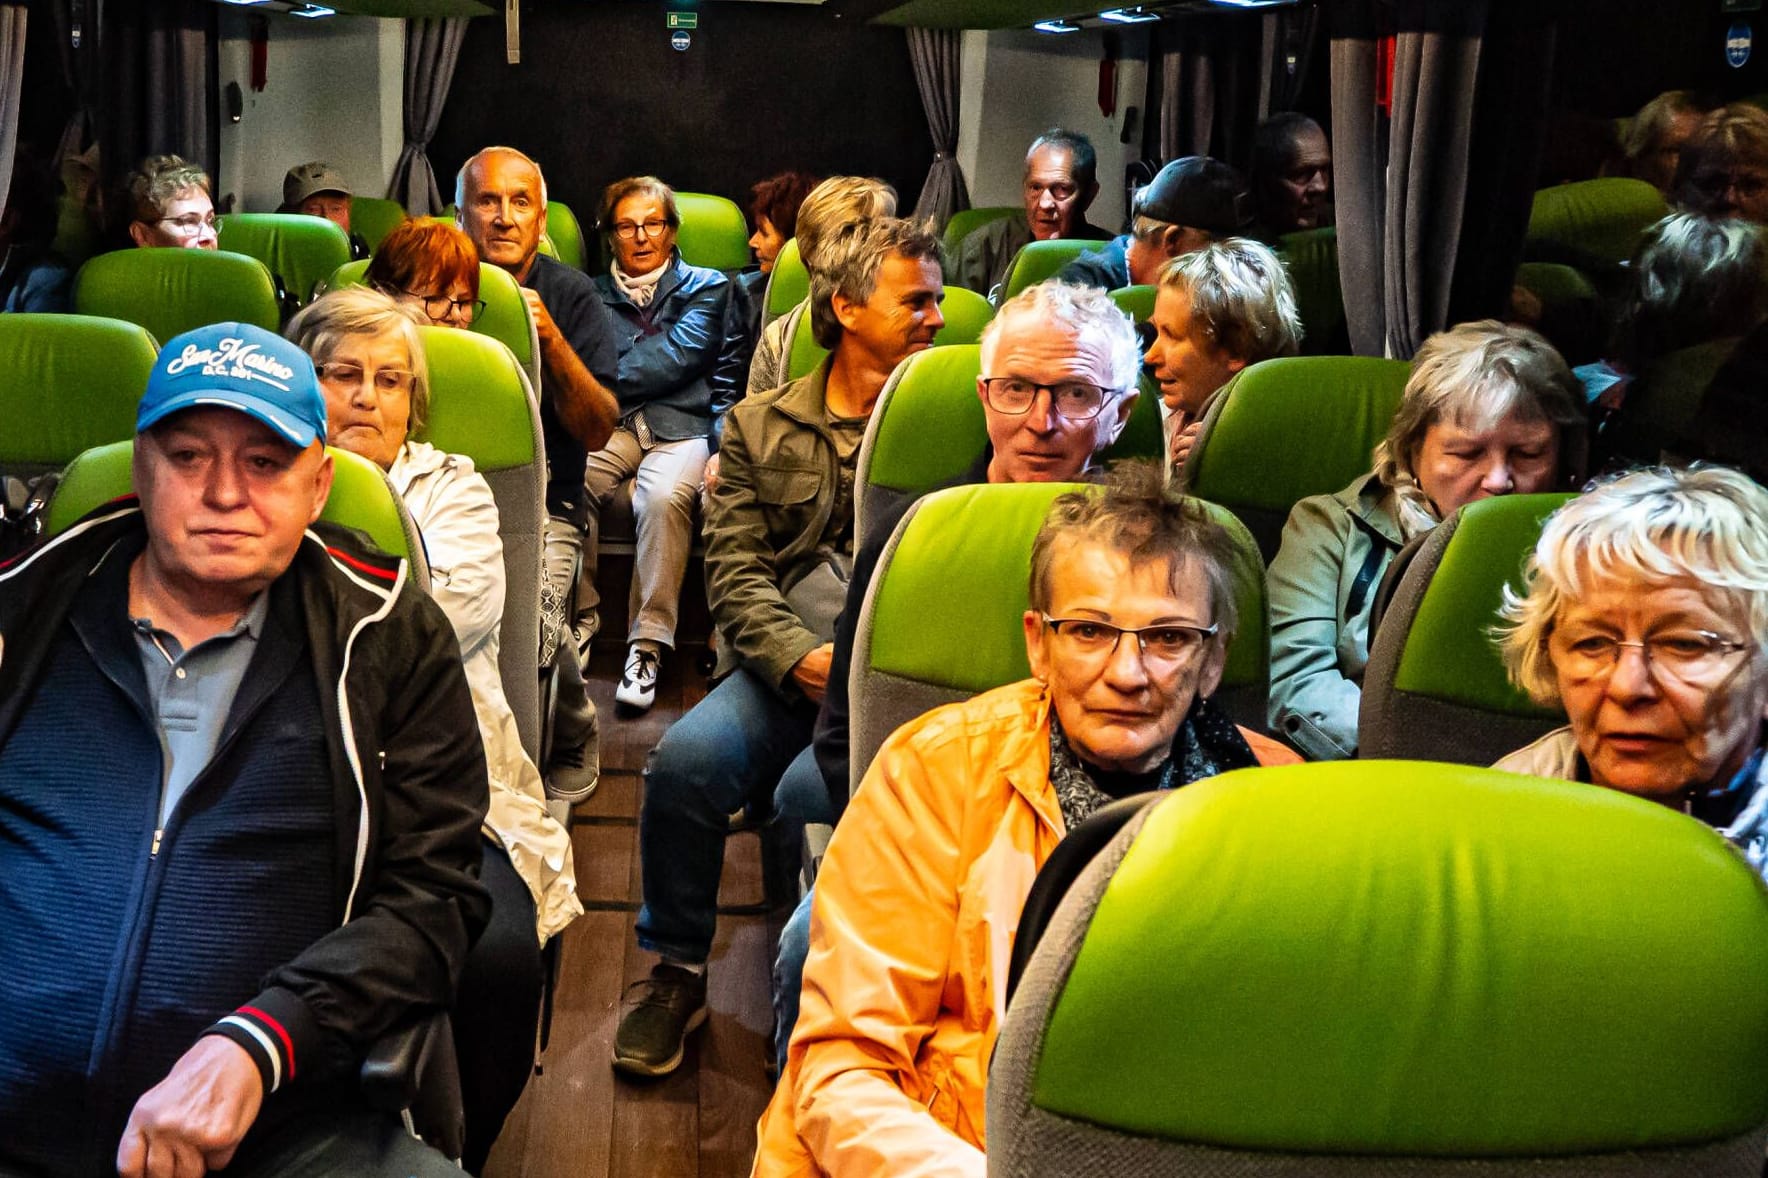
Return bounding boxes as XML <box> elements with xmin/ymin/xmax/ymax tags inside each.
<box><xmin>0</xmin><ymin>501</ymin><xmax>490</xmax><ymax>1173</ymax></box>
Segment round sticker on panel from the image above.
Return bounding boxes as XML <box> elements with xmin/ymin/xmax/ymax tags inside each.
<box><xmin>1729</xmin><ymin>22</ymin><xmax>1752</xmax><ymax>69</ymax></box>
<box><xmin>671</xmin><ymin>29</ymin><xmax>691</xmax><ymax>52</ymax></box>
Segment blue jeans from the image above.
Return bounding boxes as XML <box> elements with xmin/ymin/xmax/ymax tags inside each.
<box><xmin>773</xmin><ymin>888</ymin><xmax>815</xmax><ymax>1073</ymax></box>
<box><xmin>636</xmin><ymin>667</ymin><xmax>816</xmax><ymax>964</ymax></box>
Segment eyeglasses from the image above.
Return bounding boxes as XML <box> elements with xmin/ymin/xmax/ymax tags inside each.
<box><xmin>318</xmin><ymin>362</ymin><xmax>415</xmax><ymax>396</ymax></box>
<box><xmin>1041</xmin><ymin>614</ymin><xmax>1217</xmax><ymax>668</ymax></box>
<box><xmin>981</xmin><ymin>378</ymin><xmax>1116</xmax><ymax>422</ymax></box>
<box><xmin>404</xmin><ymin>290</ymin><xmax>487</xmax><ymax>324</ymax></box>
<box><xmin>158</xmin><ymin>213</ymin><xmax>219</xmax><ymax>237</ymax></box>
<box><xmin>1552</xmin><ymin>629</ymin><xmax>1753</xmax><ymax>684</ymax></box>
<box><xmin>613</xmin><ymin>219</ymin><xmax>671</xmax><ymax>240</ymax></box>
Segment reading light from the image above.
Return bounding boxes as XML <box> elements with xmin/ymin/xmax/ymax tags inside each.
<box><xmin>1100</xmin><ymin>7</ymin><xmax>1159</xmax><ymax>21</ymax></box>
<box><xmin>290</xmin><ymin>2</ymin><xmax>334</xmax><ymax>13</ymax></box>
<box><xmin>1033</xmin><ymin>18</ymin><xmax>1081</xmax><ymax>32</ymax></box>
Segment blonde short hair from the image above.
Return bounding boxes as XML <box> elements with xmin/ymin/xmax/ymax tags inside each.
<box><xmin>125</xmin><ymin>154</ymin><xmax>210</xmax><ymax>223</ymax></box>
<box><xmin>795</xmin><ymin>176</ymin><xmax>898</xmax><ymax>273</ymax></box>
<box><xmin>981</xmin><ymin>280</ymin><xmax>1143</xmax><ymax>395</ymax></box>
<box><xmin>1496</xmin><ymin>466</ymin><xmax>1768</xmax><ymax>705</ymax></box>
<box><xmin>1156</xmin><ymin>238</ymin><xmax>1303</xmax><ymax>365</ymax></box>
<box><xmin>286</xmin><ymin>287</ymin><xmax>432</xmax><ymax>435</ymax></box>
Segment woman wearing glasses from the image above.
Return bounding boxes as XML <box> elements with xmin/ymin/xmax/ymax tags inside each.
<box><xmin>1495</xmin><ymin>466</ymin><xmax>1768</xmax><ymax>875</ymax></box>
<box><xmin>1267</xmin><ymin>321</ymin><xmax>1587</xmax><ymax>761</ymax></box>
<box><xmin>586</xmin><ymin>175</ymin><xmax>732</xmax><ymax>713</ymax></box>
<box><xmin>286</xmin><ymin>287</ymin><xmax>578</xmax><ymax>1172</ymax></box>
<box><xmin>121</xmin><ymin>155</ymin><xmax>218</xmax><ymax>250</ymax></box>
<box><xmin>363</xmin><ymin>218</ymin><xmax>487</xmax><ymax>329</ymax></box>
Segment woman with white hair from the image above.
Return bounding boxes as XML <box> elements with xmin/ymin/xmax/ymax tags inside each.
<box><xmin>1143</xmin><ymin>237</ymin><xmax>1302</xmax><ymax>471</ymax></box>
<box><xmin>1495</xmin><ymin>466</ymin><xmax>1768</xmax><ymax>877</ymax></box>
<box><xmin>286</xmin><ymin>287</ymin><xmax>578</xmax><ymax>1170</ymax></box>
<box><xmin>1267</xmin><ymin>321</ymin><xmax>1587</xmax><ymax>760</ymax></box>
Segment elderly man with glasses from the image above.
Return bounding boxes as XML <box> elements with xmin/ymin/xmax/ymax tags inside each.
<box><xmin>753</xmin><ymin>461</ymin><xmax>1298</xmax><ymax>1174</ymax></box>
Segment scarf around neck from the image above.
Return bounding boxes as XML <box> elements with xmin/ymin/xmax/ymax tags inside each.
<box><xmin>1047</xmin><ymin>694</ymin><xmax>1259</xmax><ymax>833</ymax></box>
<box><xmin>611</xmin><ymin>259</ymin><xmax>667</xmax><ymax>307</ymax></box>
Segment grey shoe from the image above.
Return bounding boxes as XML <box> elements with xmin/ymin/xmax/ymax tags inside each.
<box><xmin>573</xmin><ymin>611</ymin><xmax>600</xmax><ymax>675</ymax></box>
<box><xmin>612</xmin><ymin>963</ymin><xmax>708</xmax><ymax>1077</ymax></box>
<box><xmin>545</xmin><ymin>702</ymin><xmax>600</xmax><ymax>804</ymax></box>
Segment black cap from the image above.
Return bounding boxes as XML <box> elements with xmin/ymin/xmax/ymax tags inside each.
<box><xmin>1134</xmin><ymin>156</ymin><xmax>1252</xmax><ymax>235</ymax></box>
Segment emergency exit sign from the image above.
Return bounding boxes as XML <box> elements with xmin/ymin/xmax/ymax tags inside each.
<box><xmin>666</xmin><ymin>12</ymin><xmax>698</xmax><ymax>29</ymax></box>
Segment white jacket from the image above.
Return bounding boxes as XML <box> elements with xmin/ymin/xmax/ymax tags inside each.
<box><xmin>390</xmin><ymin>440</ymin><xmax>581</xmax><ymax>942</ymax></box>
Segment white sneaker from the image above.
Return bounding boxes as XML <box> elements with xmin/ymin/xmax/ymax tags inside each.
<box><xmin>616</xmin><ymin>643</ymin><xmax>661</xmax><ymax>712</ymax></box>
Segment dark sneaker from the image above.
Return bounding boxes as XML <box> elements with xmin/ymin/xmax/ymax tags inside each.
<box><xmin>572</xmin><ymin>611</ymin><xmax>599</xmax><ymax>676</ymax></box>
<box><xmin>612</xmin><ymin>963</ymin><xmax>708</xmax><ymax>1077</ymax></box>
<box><xmin>615</xmin><ymin>643</ymin><xmax>660</xmax><ymax>712</ymax></box>
<box><xmin>545</xmin><ymin>704</ymin><xmax>600</xmax><ymax>803</ymax></box>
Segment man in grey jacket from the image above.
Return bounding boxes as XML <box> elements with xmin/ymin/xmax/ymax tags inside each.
<box><xmin>612</xmin><ymin>218</ymin><xmax>946</xmax><ymax>1078</ymax></box>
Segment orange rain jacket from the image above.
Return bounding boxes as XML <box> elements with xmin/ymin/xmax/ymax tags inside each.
<box><xmin>752</xmin><ymin>678</ymin><xmax>1299</xmax><ymax>1176</ymax></box>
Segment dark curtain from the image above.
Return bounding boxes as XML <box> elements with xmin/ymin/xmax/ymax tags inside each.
<box><xmin>1331</xmin><ymin>0</ymin><xmax>1546</xmax><ymax>359</ymax></box>
<box><xmin>1151</xmin><ymin>15</ymin><xmax>1264</xmax><ymax>173</ymax></box>
<box><xmin>100</xmin><ymin>0</ymin><xmax>218</xmax><ymax>184</ymax></box>
<box><xmin>1262</xmin><ymin>4</ymin><xmax>1323</xmax><ymax>117</ymax></box>
<box><xmin>49</xmin><ymin>0</ymin><xmax>96</xmax><ymax>170</ymax></box>
<box><xmin>390</xmin><ymin>18</ymin><xmax>467</xmax><ymax>215</ymax></box>
<box><xmin>0</xmin><ymin>7</ymin><xmax>22</xmax><ymax>215</ymax></box>
<box><xmin>906</xmin><ymin>27</ymin><xmax>968</xmax><ymax>227</ymax></box>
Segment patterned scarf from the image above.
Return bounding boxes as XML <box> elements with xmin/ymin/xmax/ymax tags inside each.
<box><xmin>610</xmin><ymin>259</ymin><xmax>666</xmax><ymax>308</ymax></box>
<box><xmin>1047</xmin><ymin>695</ymin><xmax>1260</xmax><ymax>833</ymax></box>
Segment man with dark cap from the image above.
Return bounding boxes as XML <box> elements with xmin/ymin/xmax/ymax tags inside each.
<box><xmin>1057</xmin><ymin>156</ymin><xmax>1252</xmax><ymax>291</ymax></box>
<box><xmin>281</xmin><ymin>161</ymin><xmax>369</xmax><ymax>258</ymax></box>
<box><xmin>951</xmin><ymin>128</ymin><xmax>1114</xmax><ymax>300</ymax></box>
<box><xmin>0</xmin><ymin>322</ymin><xmax>488</xmax><ymax>1175</ymax></box>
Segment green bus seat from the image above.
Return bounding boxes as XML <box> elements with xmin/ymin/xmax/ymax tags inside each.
<box><xmin>1600</xmin><ymin>337</ymin><xmax>1739</xmax><ymax>466</ymax></box>
<box><xmin>218</xmin><ymin>212</ymin><xmax>354</xmax><ymax>308</ymax></box>
<box><xmin>1277</xmin><ymin>225</ymin><xmax>1347</xmax><ymax>356</ymax></box>
<box><xmin>1526</xmin><ymin>177</ymin><xmax>1668</xmax><ymax>268</ymax></box>
<box><xmin>675</xmin><ymin>192</ymin><xmax>750</xmax><ymax>272</ymax></box>
<box><xmin>993</xmin><ymin>759</ymin><xmax>1768</xmax><ymax>1174</ymax></box>
<box><xmin>350</xmin><ymin>197</ymin><xmax>408</xmax><ymax>252</ymax></box>
<box><xmin>543</xmin><ymin>200</ymin><xmax>587</xmax><ymax>271</ymax></box>
<box><xmin>1180</xmin><ymin>355</ymin><xmax>1412</xmax><ymax>562</ymax></box>
<box><xmin>763</xmin><ymin>238</ymin><xmax>809</xmax><ymax>325</ymax></box>
<box><xmin>0</xmin><ymin>314</ymin><xmax>159</xmax><ymax>478</ymax></box>
<box><xmin>942</xmin><ymin>205</ymin><xmax>1018</xmax><ymax>257</ymax></box>
<box><xmin>74</xmin><ymin>248</ymin><xmax>281</xmax><ymax>343</ymax></box>
<box><xmin>1108</xmin><ymin>284</ymin><xmax>1155</xmax><ymax>323</ymax></box>
<box><xmin>1360</xmin><ymin>493</ymin><xmax>1573</xmax><ymax>764</ymax></box>
<box><xmin>1001</xmin><ymin>239</ymin><xmax>1095</xmax><ymax>302</ymax></box>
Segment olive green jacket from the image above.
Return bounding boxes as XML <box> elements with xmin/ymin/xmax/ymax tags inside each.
<box><xmin>704</xmin><ymin>361</ymin><xmax>844</xmax><ymax>690</ymax></box>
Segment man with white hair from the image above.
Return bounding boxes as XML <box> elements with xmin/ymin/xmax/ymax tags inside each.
<box><xmin>951</xmin><ymin>129</ymin><xmax>1113</xmax><ymax>300</ymax></box>
<box><xmin>765</xmin><ymin>279</ymin><xmax>1144</xmax><ymax>1071</ymax></box>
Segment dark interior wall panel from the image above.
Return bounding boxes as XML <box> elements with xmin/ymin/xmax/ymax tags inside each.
<box><xmin>432</xmin><ymin>0</ymin><xmax>933</xmax><ymax>228</ymax></box>
<box><xmin>1549</xmin><ymin>0</ymin><xmax>1768</xmax><ymax>116</ymax></box>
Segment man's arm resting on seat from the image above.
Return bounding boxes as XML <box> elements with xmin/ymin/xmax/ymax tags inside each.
<box><xmin>524</xmin><ymin>287</ymin><xmax>619</xmax><ymax>453</ymax></box>
<box><xmin>701</xmin><ymin>409</ymin><xmax>824</xmax><ymax>689</ymax></box>
<box><xmin>117</xmin><ymin>1036</ymin><xmax>263</xmax><ymax>1178</ymax></box>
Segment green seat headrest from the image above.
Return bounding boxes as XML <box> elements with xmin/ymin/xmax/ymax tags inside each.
<box><xmin>1275</xmin><ymin>226</ymin><xmax>1344</xmax><ymax>352</ymax></box>
<box><xmin>1035</xmin><ymin>760</ymin><xmax>1768</xmax><ymax>1155</ymax></box>
<box><xmin>1392</xmin><ymin>493</ymin><xmax>1571</xmax><ymax>717</ymax></box>
<box><xmin>544</xmin><ymin>200</ymin><xmax>587</xmax><ymax>271</ymax></box>
<box><xmin>1526</xmin><ymin>177</ymin><xmax>1668</xmax><ymax>266</ymax></box>
<box><xmin>0</xmin><ymin>314</ymin><xmax>158</xmax><ymax>465</ymax></box>
<box><xmin>674</xmin><ymin>192</ymin><xmax>750</xmax><ymax>272</ymax></box>
<box><xmin>942</xmin><ymin>205</ymin><xmax>1018</xmax><ymax>257</ymax></box>
<box><xmin>217</xmin><ymin>212</ymin><xmax>353</xmax><ymax>305</ymax></box>
<box><xmin>349</xmin><ymin>197</ymin><xmax>407</xmax><ymax>253</ymax></box>
<box><xmin>414</xmin><ymin>326</ymin><xmax>536</xmax><ymax>472</ymax></box>
<box><xmin>1107</xmin><ymin>284</ymin><xmax>1154</xmax><ymax>323</ymax></box>
<box><xmin>1190</xmin><ymin>355</ymin><xmax>1410</xmax><ymax>511</ymax></box>
<box><xmin>766</xmin><ymin>239</ymin><xmax>809</xmax><ymax>319</ymax></box>
<box><xmin>868</xmin><ymin>483</ymin><xmax>1264</xmax><ymax>695</ymax></box>
<box><xmin>74</xmin><ymin>248</ymin><xmax>281</xmax><ymax>343</ymax></box>
<box><xmin>1002</xmin><ymin>239</ymin><xmax>1096</xmax><ymax>301</ymax></box>
<box><xmin>45</xmin><ymin>440</ymin><xmax>414</xmax><ymax>561</ymax></box>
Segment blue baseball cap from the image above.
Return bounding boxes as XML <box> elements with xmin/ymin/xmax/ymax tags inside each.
<box><xmin>137</xmin><ymin>322</ymin><xmax>327</xmax><ymax>449</ymax></box>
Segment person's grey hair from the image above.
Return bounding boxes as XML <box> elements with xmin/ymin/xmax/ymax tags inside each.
<box><xmin>125</xmin><ymin>154</ymin><xmax>211</xmax><ymax>223</ymax></box>
<box><xmin>980</xmin><ymin>280</ymin><xmax>1142</xmax><ymax>395</ymax></box>
<box><xmin>455</xmin><ymin>145</ymin><xmax>549</xmax><ymax>213</ymax></box>
<box><xmin>1155</xmin><ymin>237</ymin><xmax>1303</xmax><ymax>364</ymax></box>
<box><xmin>1496</xmin><ymin>466</ymin><xmax>1768</xmax><ymax>705</ymax></box>
<box><xmin>1371</xmin><ymin>321</ymin><xmax>1587</xmax><ymax>533</ymax></box>
<box><xmin>1027</xmin><ymin>128</ymin><xmax>1098</xmax><ymax>193</ymax></box>
<box><xmin>286</xmin><ymin>286</ymin><xmax>432</xmax><ymax>436</ymax></box>
<box><xmin>795</xmin><ymin>176</ymin><xmax>898</xmax><ymax>274</ymax></box>
<box><xmin>1029</xmin><ymin>460</ymin><xmax>1243</xmax><ymax>642</ymax></box>
<box><xmin>1623</xmin><ymin>212</ymin><xmax>1768</xmax><ymax>365</ymax></box>
<box><xmin>808</xmin><ymin>217</ymin><xmax>943</xmax><ymax>351</ymax></box>
<box><xmin>1623</xmin><ymin>90</ymin><xmax>1706</xmax><ymax>168</ymax></box>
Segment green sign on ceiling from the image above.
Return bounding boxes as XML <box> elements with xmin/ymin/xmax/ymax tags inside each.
<box><xmin>666</xmin><ymin>11</ymin><xmax>698</xmax><ymax>29</ymax></box>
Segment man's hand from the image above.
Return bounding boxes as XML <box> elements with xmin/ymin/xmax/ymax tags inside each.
<box><xmin>790</xmin><ymin>643</ymin><xmax>835</xmax><ymax>704</ymax></box>
<box><xmin>521</xmin><ymin>287</ymin><xmax>562</xmax><ymax>349</ymax></box>
<box><xmin>117</xmin><ymin>1036</ymin><xmax>264</xmax><ymax>1178</ymax></box>
<box><xmin>1169</xmin><ymin>419</ymin><xmax>1202</xmax><ymax>471</ymax></box>
<box><xmin>703</xmin><ymin>452</ymin><xmax>722</xmax><ymax>494</ymax></box>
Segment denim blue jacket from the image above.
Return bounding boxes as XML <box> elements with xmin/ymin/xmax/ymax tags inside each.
<box><xmin>594</xmin><ymin>251</ymin><xmax>734</xmax><ymax>445</ymax></box>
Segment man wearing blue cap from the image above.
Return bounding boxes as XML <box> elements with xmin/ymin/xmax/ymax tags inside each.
<box><xmin>0</xmin><ymin>323</ymin><xmax>488</xmax><ymax>1175</ymax></box>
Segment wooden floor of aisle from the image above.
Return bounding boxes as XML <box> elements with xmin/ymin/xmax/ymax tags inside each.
<box><xmin>484</xmin><ymin>641</ymin><xmax>780</xmax><ymax>1178</ymax></box>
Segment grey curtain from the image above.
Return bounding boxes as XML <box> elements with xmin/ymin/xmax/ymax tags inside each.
<box><xmin>145</xmin><ymin>10</ymin><xmax>213</xmax><ymax>175</ymax></box>
<box><xmin>906</xmin><ymin>27</ymin><xmax>968</xmax><ymax>228</ymax></box>
<box><xmin>0</xmin><ymin>7</ymin><xmax>24</xmax><ymax>217</ymax></box>
<box><xmin>389</xmin><ymin>18</ymin><xmax>467</xmax><ymax>215</ymax></box>
<box><xmin>1153</xmin><ymin>17</ymin><xmax>1262</xmax><ymax>170</ymax></box>
<box><xmin>1331</xmin><ymin>0</ymin><xmax>1550</xmax><ymax>359</ymax></box>
<box><xmin>1332</xmin><ymin>1</ymin><xmax>1484</xmax><ymax>358</ymax></box>
<box><xmin>97</xmin><ymin>1</ymin><xmax>218</xmax><ymax>184</ymax></box>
